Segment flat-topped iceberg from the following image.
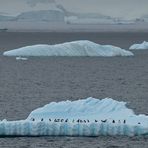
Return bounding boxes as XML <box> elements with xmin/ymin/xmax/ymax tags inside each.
<box><xmin>0</xmin><ymin>97</ymin><xmax>148</xmax><ymax>137</ymax></box>
<box><xmin>3</xmin><ymin>40</ymin><xmax>133</xmax><ymax>57</ymax></box>
<box><xmin>129</xmin><ymin>41</ymin><xmax>148</xmax><ymax>50</ymax></box>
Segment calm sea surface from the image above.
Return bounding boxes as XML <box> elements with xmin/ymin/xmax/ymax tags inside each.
<box><xmin>0</xmin><ymin>32</ymin><xmax>148</xmax><ymax>148</ymax></box>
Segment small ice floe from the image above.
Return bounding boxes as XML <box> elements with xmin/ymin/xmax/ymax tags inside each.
<box><xmin>0</xmin><ymin>97</ymin><xmax>148</xmax><ymax>137</ymax></box>
<box><xmin>129</xmin><ymin>41</ymin><xmax>148</xmax><ymax>50</ymax></box>
<box><xmin>3</xmin><ymin>40</ymin><xmax>133</xmax><ymax>57</ymax></box>
<box><xmin>16</xmin><ymin>57</ymin><xmax>28</xmax><ymax>61</ymax></box>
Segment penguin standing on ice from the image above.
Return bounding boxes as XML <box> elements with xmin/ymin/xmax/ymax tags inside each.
<box><xmin>31</xmin><ymin>118</ymin><xmax>35</xmax><ymax>121</ymax></box>
<box><xmin>77</xmin><ymin>119</ymin><xmax>80</xmax><ymax>123</ymax></box>
<box><xmin>41</xmin><ymin>118</ymin><xmax>44</xmax><ymax>121</ymax></box>
<box><xmin>57</xmin><ymin>119</ymin><xmax>60</xmax><ymax>122</ymax></box>
<box><xmin>112</xmin><ymin>120</ymin><xmax>115</xmax><ymax>123</ymax></box>
<box><xmin>101</xmin><ymin>119</ymin><xmax>107</xmax><ymax>123</ymax></box>
<box><xmin>61</xmin><ymin>119</ymin><xmax>64</xmax><ymax>122</ymax></box>
<box><xmin>65</xmin><ymin>119</ymin><xmax>68</xmax><ymax>122</ymax></box>
<box><xmin>123</xmin><ymin>120</ymin><xmax>126</xmax><ymax>124</ymax></box>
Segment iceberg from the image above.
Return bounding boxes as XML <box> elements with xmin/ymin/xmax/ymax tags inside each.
<box><xmin>3</xmin><ymin>40</ymin><xmax>133</xmax><ymax>57</ymax></box>
<box><xmin>0</xmin><ymin>97</ymin><xmax>148</xmax><ymax>137</ymax></box>
<box><xmin>129</xmin><ymin>41</ymin><xmax>148</xmax><ymax>50</ymax></box>
<box><xmin>16</xmin><ymin>57</ymin><xmax>28</xmax><ymax>61</ymax></box>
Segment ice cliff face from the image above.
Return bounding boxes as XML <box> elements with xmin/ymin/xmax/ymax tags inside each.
<box><xmin>3</xmin><ymin>40</ymin><xmax>133</xmax><ymax>57</ymax></box>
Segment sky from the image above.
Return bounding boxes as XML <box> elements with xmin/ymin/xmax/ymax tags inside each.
<box><xmin>0</xmin><ymin>0</ymin><xmax>148</xmax><ymax>19</ymax></box>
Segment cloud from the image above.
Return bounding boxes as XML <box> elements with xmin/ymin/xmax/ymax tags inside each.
<box><xmin>25</xmin><ymin>0</ymin><xmax>55</xmax><ymax>7</ymax></box>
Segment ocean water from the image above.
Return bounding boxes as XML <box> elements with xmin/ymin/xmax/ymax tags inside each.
<box><xmin>0</xmin><ymin>32</ymin><xmax>148</xmax><ymax>147</ymax></box>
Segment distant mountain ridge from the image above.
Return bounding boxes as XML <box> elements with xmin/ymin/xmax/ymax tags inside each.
<box><xmin>0</xmin><ymin>2</ymin><xmax>148</xmax><ymax>24</ymax></box>
<box><xmin>16</xmin><ymin>10</ymin><xmax>65</xmax><ymax>22</ymax></box>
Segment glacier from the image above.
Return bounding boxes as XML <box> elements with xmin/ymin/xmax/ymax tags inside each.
<box><xmin>129</xmin><ymin>41</ymin><xmax>148</xmax><ymax>50</ymax></box>
<box><xmin>0</xmin><ymin>97</ymin><xmax>148</xmax><ymax>137</ymax></box>
<box><xmin>16</xmin><ymin>10</ymin><xmax>65</xmax><ymax>22</ymax></box>
<box><xmin>3</xmin><ymin>40</ymin><xmax>133</xmax><ymax>57</ymax></box>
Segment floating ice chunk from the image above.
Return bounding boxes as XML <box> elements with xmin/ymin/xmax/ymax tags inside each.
<box><xmin>0</xmin><ymin>98</ymin><xmax>148</xmax><ymax>136</ymax></box>
<box><xmin>3</xmin><ymin>40</ymin><xmax>133</xmax><ymax>57</ymax></box>
<box><xmin>129</xmin><ymin>41</ymin><xmax>148</xmax><ymax>50</ymax></box>
<box><xmin>16</xmin><ymin>57</ymin><xmax>28</xmax><ymax>60</ymax></box>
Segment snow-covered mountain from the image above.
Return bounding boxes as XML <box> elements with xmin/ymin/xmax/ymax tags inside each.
<box><xmin>0</xmin><ymin>15</ymin><xmax>15</xmax><ymax>21</ymax></box>
<box><xmin>0</xmin><ymin>1</ymin><xmax>148</xmax><ymax>28</ymax></box>
<box><xmin>16</xmin><ymin>10</ymin><xmax>64</xmax><ymax>22</ymax></box>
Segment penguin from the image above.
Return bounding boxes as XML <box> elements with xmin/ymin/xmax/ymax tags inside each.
<box><xmin>49</xmin><ymin>119</ymin><xmax>51</xmax><ymax>122</ymax></box>
<box><xmin>84</xmin><ymin>120</ymin><xmax>86</xmax><ymax>123</ymax></box>
<box><xmin>31</xmin><ymin>118</ymin><xmax>35</xmax><ymax>121</ymax></box>
<box><xmin>65</xmin><ymin>119</ymin><xmax>68</xmax><ymax>122</ymax></box>
<box><xmin>138</xmin><ymin>122</ymin><xmax>141</xmax><ymax>125</ymax></box>
<box><xmin>112</xmin><ymin>120</ymin><xmax>115</xmax><ymax>123</ymax></box>
<box><xmin>123</xmin><ymin>120</ymin><xmax>126</xmax><ymax>124</ymax></box>
<box><xmin>61</xmin><ymin>119</ymin><xmax>64</xmax><ymax>122</ymax></box>
<box><xmin>41</xmin><ymin>118</ymin><xmax>44</xmax><ymax>122</ymax></box>
<box><xmin>95</xmin><ymin>120</ymin><xmax>98</xmax><ymax>123</ymax></box>
<box><xmin>87</xmin><ymin>120</ymin><xmax>90</xmax><ymax>123</ymax></box>
<box><xmin>77</xmin><ymin>119</ymin><xmax>80</xmax><ymax>123</ymax></box>
<box><xmin>57</xmin><ymin>119</ymin><xmax>60</xmax><ymax>122</ymax></box>
<box><xmin>101</xmin><ymin>119</ymin><xmax>107</xmax><ymax>123</ymax></box>
<box><xmin>72</xmin><ymin>119</ymin><xmax>75</xmax><ymax>123</ymax></box>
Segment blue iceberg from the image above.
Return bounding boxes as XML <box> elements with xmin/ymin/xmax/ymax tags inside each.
<box><xmin>129</xmin><ymin>41</ymin><xmax>148</xmax><ymax>50</ymax></box>
<box><xmin>0</xmin><ymin>98</ymin><xmax>148</xmax><ymax>137</ymax></box>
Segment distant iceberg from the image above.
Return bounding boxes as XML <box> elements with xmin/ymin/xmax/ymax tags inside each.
<box><xmin>129</xmin><ymin>41</ymin><xmax>148</xmax><ymax>50</ymax></box>
<box><xmin>3</xmin><ymin>40</ymin><xmax>133</xmax><ymax>57</ymax></box>
<box><xmin>0</xmin><ymin>97</ymin><xmax>148</xmax><ymax>136</ymax></box>
<box><xmin>16</xmin><ymin>57</ymin><xmax>28</xmax><ymax>61</ymax></box>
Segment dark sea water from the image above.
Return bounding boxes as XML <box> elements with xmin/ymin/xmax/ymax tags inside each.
<box><xmin>0</xmin><ymin>32</ymin><xmax>148</xmax><ymax>148</ymax></box>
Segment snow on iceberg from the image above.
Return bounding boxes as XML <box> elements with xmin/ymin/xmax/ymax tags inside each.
<box><xmin>129</xmin><ymin>41</ymin><xmax>148</xmax><ymax>50</ymax></box>
<box><xmin>0</xmin><ymin>97</ymin><xmax>148</xmax><ymax>137</ymax></box>
<box><xmin>3</xmin><ymin>40</ymin><xmax>133</xmax><ymax>57</ymax></box>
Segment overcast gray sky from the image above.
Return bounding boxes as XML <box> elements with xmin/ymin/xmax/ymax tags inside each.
<box><xmin>0</xmin><ymin>0</ymin><xmax>148</xmax><ymax>19</ymax></box>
